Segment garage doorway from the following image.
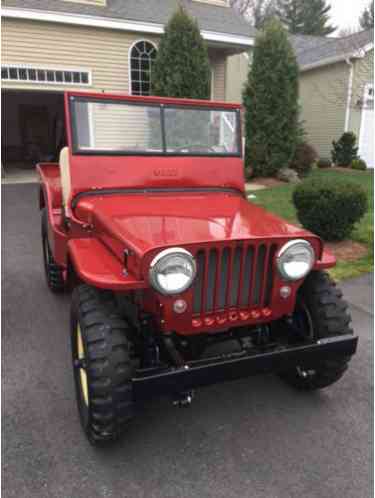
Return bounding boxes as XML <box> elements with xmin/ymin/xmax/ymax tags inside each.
<box><xmin>1</xmin><ymin>90</ymin><xmax>66</xmax><ymax>180</ymax></box>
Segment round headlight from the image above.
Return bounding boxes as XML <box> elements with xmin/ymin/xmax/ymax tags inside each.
<box><xmin>149</xmin><ymin>248</ymin><xmax>197</xmax><ymax>295</ymax></box>
<box><xmin>277</xmin><ymin>240</ymin><xmax>315</xmax><ymax>281</ymax></box>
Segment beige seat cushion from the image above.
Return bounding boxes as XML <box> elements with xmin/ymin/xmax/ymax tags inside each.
<box><xmin>59</xmin><ymin>147</ymin><xmax>71</xmax><ymax>208</ymax></box>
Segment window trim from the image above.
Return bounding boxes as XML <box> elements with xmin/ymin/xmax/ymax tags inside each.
<box><xmin>1</xmin><ymin>63</ymin><xmax>92</xmax><ymax>86</ymax></box>
<box><xmin>128</xmin><ymin>39</ymin><xmax>157</xmax><ymax>96</ymax></box>
<box><xmin>365</xmin><ymin>83</ymin><xmax>374</xmax><ymax>102</ymax></box>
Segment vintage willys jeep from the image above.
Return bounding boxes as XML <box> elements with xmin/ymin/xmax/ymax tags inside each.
<box><xmin>38</xmin><ymin>91</ymin><xmax>357</xmax><ymax>444</ymax></box>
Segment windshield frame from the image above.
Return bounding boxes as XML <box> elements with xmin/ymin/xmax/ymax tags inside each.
<box><xmin>69</xmin><ymin>95</ymin><xmax>242</xmax><ymax>158</ymax></box>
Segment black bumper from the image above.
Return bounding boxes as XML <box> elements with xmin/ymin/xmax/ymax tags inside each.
<box><xmin>133</xmin><ymin>334</ymin><xmax>358</xmax><ymax>399</ymax></box>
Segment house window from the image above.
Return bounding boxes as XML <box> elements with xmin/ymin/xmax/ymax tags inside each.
<box><xmin>363</xmin><ymin>84</ymin><xmax>374</xmax><ymax>110</ymax></box>
<box><xmin>130</xmin><ymin>41</ymin><xmax>157</xmax><ymax>96</ymax></box>
<box><xmin>1</xmin><ymin>65</ymin><xmax>91</xmax><ymax>86</ymax></box>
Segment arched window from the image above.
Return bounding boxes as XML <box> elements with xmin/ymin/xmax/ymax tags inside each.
<box><xmin>129</xmin><ymin>41</ymin><xmax>157</xmax><ymax>96</ymax></box>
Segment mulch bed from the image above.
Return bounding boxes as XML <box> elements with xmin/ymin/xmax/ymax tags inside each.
<box><xmin>325</xmin><ymin>240</ymin><xmax>368</xmax><ymax>262</ymax></box>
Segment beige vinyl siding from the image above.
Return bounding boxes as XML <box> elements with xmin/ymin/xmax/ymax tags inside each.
<box><xmin>299</xmin><ymin>61</ymin><xmax>350</xmax><ymax>158</ymax></box>
<box><xmin>209</xmin><ymin>53</ymin><xmax>226</xmax><ymax>100</ymax></box>
<box><xmin>225</xmin><ymin>52</ymin><xmax>250</xmax><ymax>103</ymax></box>
<box><xmin>88</xmin><ymin>104</ymin><xmax>158</xmax><ymax>151</ymax></box>
<box><xmin>348</xmin><ymin>50</ymin><xmax>374</xmax><ymax>139</ymax></box>
<box><xmin>1</xmin><ymin>18</ymin><xmax>159</xmax><ymax>93</ymax></box>
<box><xmin>2</xmin><ymin>18</ymin><xmax>227</xmax><ymax>101</ymax></box>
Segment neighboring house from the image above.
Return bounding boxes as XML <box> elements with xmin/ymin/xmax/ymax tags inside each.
<box><xmin>226</xmin><ymin>29</ymin><xmax>374</xmax><ymax>168</ymax></box>
<box><xmin>1</xmin><ymin>0</ymin><xmax>254</xmax><ymax>171</ymax></box>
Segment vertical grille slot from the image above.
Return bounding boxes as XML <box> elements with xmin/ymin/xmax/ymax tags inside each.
<box><xmin>217</xmin><ymin>248</ymin><xmax>230</xmax><ymax>309</ymax></box>
<box><xmin>229</xmin><ymin>247</ymin><xmax>242</xmax><ymax>307</ymax></box>
<box><xmin>252</xmin><ymin>244</ymin><xmax>266</xmax><ymax>306</ymax></box>
<box><xmin>193</xmin><ymin>250</ymin><xmax>205</xmax><ymax>314</ymax></box>
<box><xmin>206</xmin><ymin>249</ymin><xmax>218</xmax><ymax>312</ymax></box>
<box><xmin>240</xmin><ymin>246</ymin><xmax>254</xmax><ymax>306</ymax></box>
<box><xmin>264</xmin><ymin>244</ymin><xmax>277</xmax><ymax>306</ymax></box>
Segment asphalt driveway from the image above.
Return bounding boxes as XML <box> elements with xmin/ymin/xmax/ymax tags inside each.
<box><xmin>2</xmin><ymin>183</ymin><xmax>373</xmax><ymax>498</ymax></box>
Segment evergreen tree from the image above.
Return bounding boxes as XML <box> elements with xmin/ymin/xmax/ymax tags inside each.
<box><xmin>301</xmin><ymin>0</ymin><xmax>336</xmax><ymax>35</ymax></box>
<box><xmin>360</xmin><ymin>1</ymin><xmax>374</xmax><ymax>30</ymax></box>
<box><xmin>243</xmin><ymin>19</ymin><xmax>300</xmax><ymax>177</ymax></box>
<box><xmin>252</xmin><ymin>0</ymin><xmax>278</xmax><ymax>29</ymax></box>
<box><xmin>276</xmin><ymin>0</ymin><xmax>335</xmax><ymax>35</ymax></box>
<box><xmin>151</xmin><ymin>6</ymin><xmax>211</xmax><ymax>99</ymax></box>
<box><xmin>276</xmin><ymin>0</ymin><xmax>304</xmax><ymax>33</ymax></box>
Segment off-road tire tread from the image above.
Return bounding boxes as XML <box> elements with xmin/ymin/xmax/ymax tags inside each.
<box><xmin>281</xmin><ymin>271</ymin><xmax>353</xmax><ymax>391</ymax></box>
<box><xmin>41</xmin><ymin>209</ymin><xmax>65</xmax><ymax>292</ymax></box>
<box><xmin>71</xmin><ymin>284</ymin><xmax>134</xmax><ymax>444</ymax></box>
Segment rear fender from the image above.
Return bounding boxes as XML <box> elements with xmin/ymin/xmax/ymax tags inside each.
<box><xmin>37</xmin><ymin>163</ymin><xmax>68</xmax><ymax>268</ymax></box>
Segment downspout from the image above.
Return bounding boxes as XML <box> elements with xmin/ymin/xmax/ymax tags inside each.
<box><xmin>344</xmin><ymin>58</ymin><xmax>354</xmax><ymax>132</ymax></box>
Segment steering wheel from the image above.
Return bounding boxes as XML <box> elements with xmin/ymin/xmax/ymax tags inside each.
<box><xmin>172</xmin><ymin>144</ymin><xmax>216</xmax><ymax>153</ymax></box>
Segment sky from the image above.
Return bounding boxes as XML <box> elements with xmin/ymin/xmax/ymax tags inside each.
<box><xmin>328</xmin><ymin>0</ymin><xmax>371</xmax><ymax>31</ymax></box>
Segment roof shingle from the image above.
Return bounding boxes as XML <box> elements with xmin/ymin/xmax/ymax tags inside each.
<box><xmin>290</xmin><ymin>29</ymin><xmax>374</xmax><ymax>68</ymax></box>
<box><xmin>3</xmin><ymin>0</ymin><xmax>255</xmax><ymax>38</ymax></box>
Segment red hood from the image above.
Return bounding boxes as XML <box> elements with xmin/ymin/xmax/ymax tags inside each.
<box><xmin>75</xmin><ymin>191</ymin><xmax>320</xmax><ymax>258</ymax></box>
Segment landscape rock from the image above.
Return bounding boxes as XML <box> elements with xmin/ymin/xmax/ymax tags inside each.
<box><xmin>276</xmin><ymin>168</ymin><xmax>301</xmax><ymax>184</ymax></box>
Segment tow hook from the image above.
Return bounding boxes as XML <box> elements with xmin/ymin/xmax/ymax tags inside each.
<box><xmin>173</xmin><ymin>390</ymin><xmax>195</xmax><ymax>407</ymax></box>
<box><xmin>172</xmin><ymin>364</ymin><xmax>195</xmax><ymax>407</ymax></box>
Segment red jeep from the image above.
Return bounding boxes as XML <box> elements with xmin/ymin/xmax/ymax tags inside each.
<box><xmin>38</xmin><ymin>91</ymin><xmax>357</xmax><ymax>445</ymax></box>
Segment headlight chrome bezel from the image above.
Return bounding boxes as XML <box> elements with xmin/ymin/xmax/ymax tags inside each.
<box><xmin>149</xmin><ymin>247</ymin><xmax>197</xmax><ymax>296</ymax></box>
<box><xmin>276</xmin><ymin>239</ymin><xmax>315</xmax><ymax>281</ymax></box>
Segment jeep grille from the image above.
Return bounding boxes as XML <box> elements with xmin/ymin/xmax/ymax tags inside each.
<box><xmin>192</xmin><ymin>243</ymin><xmax>278</xmax><ymax>315</ymax></box>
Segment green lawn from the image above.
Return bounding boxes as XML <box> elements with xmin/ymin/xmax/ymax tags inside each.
<box><xmin>250</xmin><ymin>169</ymin><xmax>374</xmax><ymax>281</ymax></box>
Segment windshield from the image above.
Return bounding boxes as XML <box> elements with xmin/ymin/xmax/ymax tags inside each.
<box><xmin>70</xmin><ymin>97</ymin><xmax>241</xmax><ymax>156</ymax></box>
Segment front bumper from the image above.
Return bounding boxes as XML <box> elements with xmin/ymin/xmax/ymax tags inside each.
<box><xmin>133</xmin><ymin>334</ymin><xmax>358</xmax><ymax>399</ymax></box>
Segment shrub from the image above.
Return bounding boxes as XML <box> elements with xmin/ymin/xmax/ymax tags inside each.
<box><xmin>293</xmin><ymin>179</ymin><xmax>368</xmax><ymax>241</ymax></box>
<box><xmin>317</xmin><ymin>157</ymin><xmax>332</xmax><ymax>168</ymax></box>
<box><xmin>351</xmin><ymin>158</ymin><xmax>367</xmax><ymax>171</ymax></box>
<box><xmin>331</xmin><ymin>132</ymin><xmax>359</xmax><ymax>167</ymax></box>
<box><xmin>243</xmin><ymin>19</ymin><xmax>299</xmax><ymax>177</ymax></box>
<box><xmin>290</xmin><ymin>142</ymin><xmax>318</xmax><ymax>177</ymax></box>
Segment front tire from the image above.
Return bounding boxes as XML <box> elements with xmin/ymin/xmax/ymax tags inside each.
<box><xmin>280</xmin><ymin>271</ymin><xmax>353</xmax><ymax>391</ymax></box>
<box><xmin>71</xmin><ymin>284</ymin><xmax>135</xmax><ymax>445</ymax></box>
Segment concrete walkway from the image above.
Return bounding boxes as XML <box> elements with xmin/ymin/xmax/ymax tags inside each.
<box><xmin>2</xmin><ymin>170</ymin><xmax>38</xmax><ymax>185</ymax></box>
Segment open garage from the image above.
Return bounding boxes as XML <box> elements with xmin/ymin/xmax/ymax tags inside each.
<box><xmin>1</xmin><ymin>90</ymin><xmax>65</xmax><ymax>178</ymax></box>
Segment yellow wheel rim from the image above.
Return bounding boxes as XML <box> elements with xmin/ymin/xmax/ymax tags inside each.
<box><xmin>77</xmin><ymin>324</ymin><xmax>89</xmax><ymax>407</ymax></box>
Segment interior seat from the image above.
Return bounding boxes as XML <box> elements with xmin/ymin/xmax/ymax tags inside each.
<box><xmin>59</xmin><ymin>146</ymin><xmax>72</xmax><ymax>210</ymax></box>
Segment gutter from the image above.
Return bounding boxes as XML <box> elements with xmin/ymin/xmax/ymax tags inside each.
<box><xmin>344</xmin><ymin>58</ymin><xmax>354</xmax><ymax>132</ymax></box>
<box><xmin>2</xmin><ymin>7</ymin><xmax>254</xmax><ymax>48</ymax></box>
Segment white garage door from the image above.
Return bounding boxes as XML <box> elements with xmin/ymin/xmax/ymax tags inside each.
<box><xmin>359</xmin><ymin>84</ymin><xmax>374</xmax><ymax>168</ymax></box>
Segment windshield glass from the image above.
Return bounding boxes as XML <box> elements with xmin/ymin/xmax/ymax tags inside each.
<box><xmin>70</xmin><ymin>97</ymin><xmax>240</xmax><ymax>156</ymax></box>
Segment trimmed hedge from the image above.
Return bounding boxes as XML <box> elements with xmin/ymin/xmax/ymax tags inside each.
<box><xmin>293</xmin><ymin>179</ymin><xmax>368</xmax><ymax>241</ymax></box>
<box><xmin>331</xmin><ymin>132</ymin><xmax>359</xmax><ymax>167</ymax></box>
<box><xmin>351</xmin><ymin>159</ymin><xmax>367</xmax><ymax>171</ymax></box>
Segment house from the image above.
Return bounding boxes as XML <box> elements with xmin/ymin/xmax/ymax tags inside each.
<box><xmin>226</xmin><ymin>29</ymin><xmax>374</xmax><ymax>168</ymax></box>
<box><xmin>1</xmin><ymin>0</ymin><xmax>254</xmax><ymax>172</ymax></box>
